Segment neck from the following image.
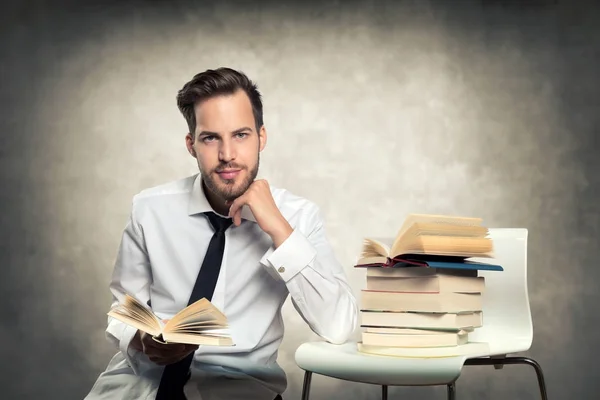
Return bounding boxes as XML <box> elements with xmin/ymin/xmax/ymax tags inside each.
<box><xmin>202</xmin><ymin>179</ymin><xmax>230</xmax><ymax>216</ymax></box>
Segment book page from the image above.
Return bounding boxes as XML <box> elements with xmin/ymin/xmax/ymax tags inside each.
<box><xmin>395</xmin><ymin>214</ymin><xmax>483</xmax><ymax>240</ymax></box>
<box><xmin>404</xmin><ymin>222</ymin><xmax>488</xmax><ymax>237</ymax></box>
<box><xmin>360</xmin><ymin>238</ymin><xmax>392</xmax><ymax>258</ymax></box>
<box><xmin>392</xmin><ymin>235</ymin><xmax>493</xmax><ymax>258</ymax></box>
<box><xmin>164</xmin><ymin>298</ymin><xmax>228</xmax><ymax>334</ymax></box>
<box><xmin>163</xmin><ymin>332</ymin><xmax>234</xmax><ymax>346</ymax></box>
<box><xmin>107</xmin><ymin>294</ymin><xmax>162</xmax><ymax>337</ymax></box>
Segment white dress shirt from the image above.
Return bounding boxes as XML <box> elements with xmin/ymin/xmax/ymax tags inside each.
<box><xmin>85</xmin><ymin>173</ymin><xmax>358</xmax><ymax>400</ymax></box>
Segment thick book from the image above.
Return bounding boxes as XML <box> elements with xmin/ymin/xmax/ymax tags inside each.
<box><xmin>361</xmin><ymin>330</ymin><xmax>469</xmax><ymax>348</ymax></box>
<box><xmin>357</xmin><ymin>341</ymin><xmax>490</xmax><ymax>358</ymax></box>
<box><xmin>361</xmin><ymin>290</ymin><xmax>482</xmax><ymax>313</ymax></box>
<box><xmin>360</xmin><ymin>310</ymin><xmax>483</xmax><ymax>330</ymax></box>
<box><xmin>107</xmin><ymin>294</ymin><xmax>234</xmax><ymax>346</ymax></box>
<box><xmin>364</xmin><ymin>327</ymin><xmax>474</xmax><ymax>334</ymax></box>
<box><xmin>365</xmin><ymin>266</ymin><xmax>480</xmax><ymax>278</ymax></box>
<box><xmin>366</xmin><ymin>274</ymin><xmax>485</xmax><ymax>293</ymax></box>
<box><xmin>355</xmin><ymin>213</ymin><xmax>495</xmax><ymax>266</ymax></box>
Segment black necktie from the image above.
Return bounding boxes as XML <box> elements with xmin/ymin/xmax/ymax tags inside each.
<box><xmin>155</xmin><ymin>211</ymin><xmax>233</xmax><ymax>400</ymax></box>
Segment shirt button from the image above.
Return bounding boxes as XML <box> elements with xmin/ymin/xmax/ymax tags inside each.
<box><xmin>278</xmin><ymin>266</ymin><xmax>285</xmax><ymax>273</ymax></box>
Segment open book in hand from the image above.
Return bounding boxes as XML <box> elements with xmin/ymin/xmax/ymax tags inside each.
<box><xmin>356</xmin><ymin>214</ymin><xmax>494</xmax><ymax>266</ymax></box>
<box><xmin>107</xmin><ymin>294</ymin><xmax>234</xmax><ymax>346</ymax></box>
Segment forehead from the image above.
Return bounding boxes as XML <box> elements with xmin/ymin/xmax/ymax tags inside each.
<box><xmin>194</xmin><ymin>90</ymin><xmax>255</xmax><ymax>133</ymax></box>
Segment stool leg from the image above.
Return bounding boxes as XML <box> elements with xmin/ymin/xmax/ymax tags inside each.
<box><xmin>301</xmin><ymin>371</ymin><xmax>312</xmax><ymax>400</ymax></box>
<box><xmin>447</xmin><ymin>382</ymin><xmax>456</xmax><ymax>400</ymax></box>
<box><xmin>382</xmin><ymin>385</ymin><xmax>388</xmax><ymax>400</ymax></box>
<box><xmin>464</xmin><ymin>356</ymin><xmax>548</xmax><ymax>400</ymax></box>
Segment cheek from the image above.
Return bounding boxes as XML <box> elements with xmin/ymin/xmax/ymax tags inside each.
<box><xmin>240</xmin><ymin>146</ymin><xmax>259</xmax><ymax>164</ymax></box>
<box><xmin>195</xmin><ymin>150</ymin><xmax>217</xmax><ymax>171</ymax></box>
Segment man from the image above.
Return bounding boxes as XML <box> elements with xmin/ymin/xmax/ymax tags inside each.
<box><xmin>85</xmin><ymin>67</ymin><xmax>358</xmax><ymax>400</ymax></box>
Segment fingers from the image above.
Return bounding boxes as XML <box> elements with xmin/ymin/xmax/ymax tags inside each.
<box><xmin>142</xmin><ymin>335</ymin><xmax>186</xmax><ymax>352</ymax></box>
<box><xmin>227</xmin><ymin>196</ymin><xmax>246</xmax><ymax>226</ymax></box>
<box><xmin>146</xmin><ymin>344</ymin><xmax>199</xmax><ymax>366</ymax></box>
<box><xmin>233</xmin><ymin>208</ymin><xmax>242</xmax><ymax>226</ymax></box>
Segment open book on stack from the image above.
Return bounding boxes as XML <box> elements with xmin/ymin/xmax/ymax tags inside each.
<box><xmin>108</xmin><ymin>294</ymin><xmax>235</xmax><ymax>346</ymax></box>
<box><xmin>355</xmin><ymin>213</ymin><xmax>494</xmax><ymax>267</ymax></box>
<box><xmin>355</xmin><ymin>213</ymin><xmax>502</xmax><ymax>358</ymax></box>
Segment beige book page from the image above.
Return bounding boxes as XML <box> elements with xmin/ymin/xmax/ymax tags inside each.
<box><xmin>405</xmin><ymin>222</ymin><xmax>488</xmax><ymax>237</ymax></box>
<box><xmin>392</xmin><ymin>235</ymin><xmax>493</xmax><ymax>257</ymax></box>
<box><xmin>164</xmin><ymin>298</ymin><xmax>228</xmax><ymax>334</ymax></box>
<box><xmin>395</xmin><ymin>214</ymin><xmax>483</xmax><ymax>242</ymax></box>
<box><xmin>360</xmin><ymin>238</ymin><xmax>392</xmax><ymax>258</ymax></box>
<box><xmin>107</xmin><ymin>294</ymin><xmax>162</xmax><ymax>337</ymax></box>
<box><xmin>162</xmin><ymin>332</ymin><xmax>234</xmax><ymax>346</ymax></box>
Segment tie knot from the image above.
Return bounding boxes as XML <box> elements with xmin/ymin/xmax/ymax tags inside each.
<box><xmin>204</xmin><ymin>212</ymin><xmax>233</xmax><ymax>233</ymax></box>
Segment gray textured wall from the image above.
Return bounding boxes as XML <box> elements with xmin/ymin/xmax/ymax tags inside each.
<box><xmin>1</xmin><ymin>0</ymin><xmax>598</xmax><ymax>399</ymax></box>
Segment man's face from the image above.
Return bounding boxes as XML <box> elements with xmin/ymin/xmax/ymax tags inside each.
<box><xmin>186</xmin><ymin>89</ymin><xmax>266</xmax><ymax>202</ymax></box>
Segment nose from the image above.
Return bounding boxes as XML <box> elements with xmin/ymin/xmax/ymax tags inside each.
<box><xmin>219</xmin><ymin>137</ymin><xmax>236</xmax><ymax>163</ymax></box>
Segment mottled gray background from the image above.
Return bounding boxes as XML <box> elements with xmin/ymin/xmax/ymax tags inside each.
<box><xmin>1</xmin><ymin>0</ymin><xmax>598</xmax><ymax>399</ymax></box>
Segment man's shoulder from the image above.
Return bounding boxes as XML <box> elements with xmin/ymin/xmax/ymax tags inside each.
<box><xmin>269</xmin><ymin>182</ymin><xmax>321</xmax><ymax>220</ymax></box>
<box><xmin>132</xmin><ymin>174</ymin><xmax>197</xmax><ymax>205</ymax></box>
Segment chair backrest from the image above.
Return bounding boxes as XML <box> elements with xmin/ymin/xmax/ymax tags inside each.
<box><xmin>467</xmin><ymin>228</ymin><xmax>533</xmax><ymax>355</ymax></box>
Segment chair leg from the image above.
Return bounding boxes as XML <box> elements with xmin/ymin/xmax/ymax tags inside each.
<box><xmin>447</xmin><ymin>381</ymin><xmax>456</xmax><ymax>400</ymax></box>
<box><xmin>301</xmin><ymin>371</ymin><xmax>313</xmax><ymax>400</ymax></box>
<box><xmin>381</xmin><ymin>385</ymin><xmax>388</xmax><ymax>400</ymax></box>
<box><xmin>464</xmin><ymin>356</ymin><xmax>548</xmax><ymax>400</ymax></box>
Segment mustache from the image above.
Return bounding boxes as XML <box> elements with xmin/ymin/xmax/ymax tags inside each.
<box><xmin>214</xmin><ymin>163</ymin><xmax>245</xmax><ymax>172</ymax></box>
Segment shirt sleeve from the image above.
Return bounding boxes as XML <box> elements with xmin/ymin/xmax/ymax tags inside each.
<box><xmin>260</xmin><ymin>206</ymin><xmax>358</xmax><ymax>344</ymax></box>
<box><xmin>105</xmin><ymin>201</ymin><xmax>152</xmax><ymax>375</ymax></box>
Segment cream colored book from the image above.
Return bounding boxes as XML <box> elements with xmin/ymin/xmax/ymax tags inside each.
<box><xmin>356</xmin><ymin>214</ymin><xmax>493</xmax><ymax>266</ymax></box>
<box><xmin>361</xmin><ymin>290</ymin><xmax>482</xmax><ymax>313</ymax></box>
<box><xmin>360</xmin><ymin>310</ymin><xmax>483</xmax><ymax>330</ymax></box>
<box><xmin>357</xmin><ymin>341</ymin><xmax>490</xmax><ymax>358</ymax></box>
<box><xmin>365</xmin><ymin>275</ymin><xmax>485</xmax><ymax>293</ymax></box>
<box><xmin>107</xmin><ymin>294</ymin><xmax>234</xmax><ymax>346</ymax></box>
<box><xmin>361</xmin><ymin>330</ymin><xmax>469</xmax><ymax>347</ymax></box>
<box><xmin>364</xmin><ymin>327</ymin><xmax>474</xmax><ymax>335</ymax></box>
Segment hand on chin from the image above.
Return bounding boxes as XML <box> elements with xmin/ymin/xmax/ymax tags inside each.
<box><xmin>226</xmin><ymin>180</ymin><xmax>293</xmax><ymax>248</ymax></box>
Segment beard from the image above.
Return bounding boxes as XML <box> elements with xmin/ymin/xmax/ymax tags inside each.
<box><xmin>201</xmin><ymin>156</ymin><xmax>260</xmax><ymax>202</ymax></box>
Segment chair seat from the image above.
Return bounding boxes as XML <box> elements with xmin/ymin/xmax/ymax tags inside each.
<box><xmin>294</xmin><ymin>341</ymin><xmax>491</xmax><ymax>386</ymax></box>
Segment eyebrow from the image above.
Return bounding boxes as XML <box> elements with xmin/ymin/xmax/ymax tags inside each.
<box><xmin>198</xmin><ymin>127</ymin><xmax>253</xmax><ymax>137</ymax></box>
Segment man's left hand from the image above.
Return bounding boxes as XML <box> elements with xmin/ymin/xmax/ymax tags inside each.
<box><xmin>227</xmin><ymin>179</ymin><xmax>293</xmax><ymax>248</ymax></box>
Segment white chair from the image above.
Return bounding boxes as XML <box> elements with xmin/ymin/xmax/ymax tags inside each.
<box><xmin>294</xmin><ymin>228</ymin><xmax>548</xmax><ymax>399</ymax></box>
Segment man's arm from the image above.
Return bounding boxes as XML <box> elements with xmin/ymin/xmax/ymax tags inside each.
<box><xmin>227</xmin><ymin>180</ymin><xmax>358</xmax><ymax>343</ymax></box>
<box><xmin>107</xmin><ymin>201</ymin><xmax>201</xmax><ymax>371</ymax></box>
<box><xmin>261</xmin><ymin>206</ymin><xmax>358</xmax><ymax>344</ymax></box>
<box><xmin>105</xmin><ymin>204</ymin><xmax>152</xmax><ymax>374</ymax></box>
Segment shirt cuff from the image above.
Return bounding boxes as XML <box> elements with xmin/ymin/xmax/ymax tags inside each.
<box><xmin>119</xmin><ymin>324</ymin><xmax>140</xmax><ymax>373</ymax></box>
<box><xmin>260</xmin><ymin>229</ymin><xmax>317</xmax><ymax>282</ymax></box>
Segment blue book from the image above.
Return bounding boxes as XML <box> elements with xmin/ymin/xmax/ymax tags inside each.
<box><xmin>391</xmin><ymin>259</ymin><xmax>503</xmax><ymax>272</ymax></box>
<box><xmin>355</xmin><ymin>254</ymin><xmax>503</xmax><ymax>271</ymax></box>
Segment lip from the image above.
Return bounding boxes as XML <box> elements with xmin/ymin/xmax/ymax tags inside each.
<box><xmin>217</xmin><ymin>169</ymin><xmax>241</xmax><ymax>180</ymax></box>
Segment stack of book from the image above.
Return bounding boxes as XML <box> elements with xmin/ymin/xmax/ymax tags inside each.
<box><xmin>354</xmin><ymin>214</ymin><xmax>503</xmax><ymax>358</ymax></box>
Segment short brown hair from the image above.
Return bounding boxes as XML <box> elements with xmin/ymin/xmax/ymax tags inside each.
<box><xmin>176</xmin><ymin>67</ymin><xmax>264</xmax><ymax>136</ymax></box>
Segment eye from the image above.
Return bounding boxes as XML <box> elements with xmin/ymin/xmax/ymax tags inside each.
<box><xmin>235</xmin><ymin>132</ymin><xmax>248</xmax><ymax>139</ymax></box>
<box><xmin>202</xmin><ymin>135</ymin><xmax>216</xmax><ymax>143</ymax></box>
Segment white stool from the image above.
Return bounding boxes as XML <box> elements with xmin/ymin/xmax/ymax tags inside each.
<box><xmin>295</xmin><ymin>229</ymin><xmax>548</xmax><ymax>399</ymax></box>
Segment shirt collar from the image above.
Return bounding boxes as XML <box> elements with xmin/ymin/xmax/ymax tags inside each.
<box><xmin>188</xmin><ymin>173</ymin><xmax>257</xmax><ymax>223</ymax></box>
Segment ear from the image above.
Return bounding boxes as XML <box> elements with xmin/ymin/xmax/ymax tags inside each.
<box><xmin>185</xmin><ymin>133</ymin><xmax>197</xmax><ymax>158</ymax></box>
<box><xmin>258</xmin><ymin>125</ymin><xmax>267</xmax><ymax>152</ymax></box>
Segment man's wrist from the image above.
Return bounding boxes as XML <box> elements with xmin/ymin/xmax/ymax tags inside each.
<box><xmin>268</xmin><ymin>217</ymin><xmax>293</xmax><ymax>248</ymax></box>
<box><xmin>129</xmin><ymin>330</ymin><xmax>143</xmax><ymax>352</ymax></box>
